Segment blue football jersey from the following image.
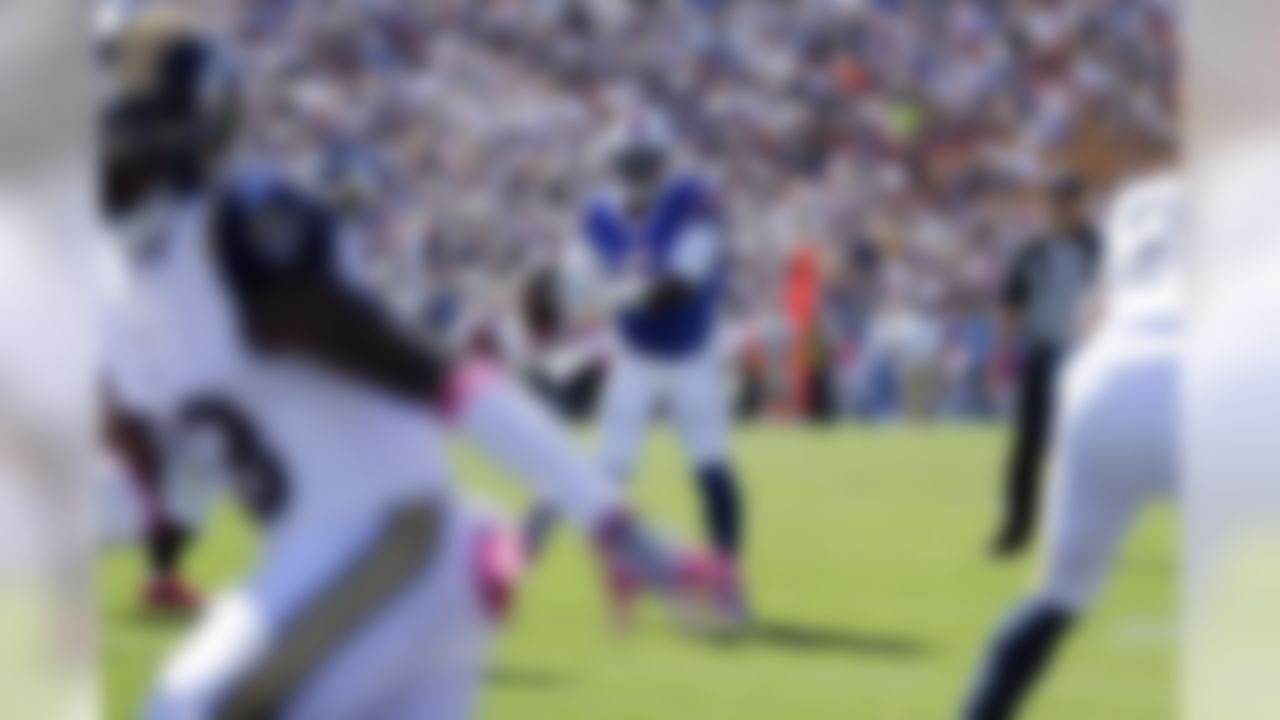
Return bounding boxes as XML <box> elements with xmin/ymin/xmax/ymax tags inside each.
<box><xmin>584</xmin><ymin>175</ymin><xmax>725</xmax><ymax>359</ymax></box>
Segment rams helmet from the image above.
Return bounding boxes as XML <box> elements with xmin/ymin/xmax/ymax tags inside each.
<box><xmin>100</xmin><ymin>5</ymin><xmax>239</xmax><ymax>215</ymax></box>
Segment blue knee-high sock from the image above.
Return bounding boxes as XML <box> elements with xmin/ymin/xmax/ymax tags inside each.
<box><xmin>697</xmin><ymin>462</ymin><xmax>744</xmax><ymax>559</ymax></box>
<box><xmin>965</xmin><ymin>599</ymin><xmax>1077</xmax><ymax>720</ymax></box>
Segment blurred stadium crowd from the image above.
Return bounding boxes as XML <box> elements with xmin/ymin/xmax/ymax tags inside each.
<box><xmin>197</xmin><ymin>0</ymin><xmax>1175</xmax><ymax>421</ymax></box>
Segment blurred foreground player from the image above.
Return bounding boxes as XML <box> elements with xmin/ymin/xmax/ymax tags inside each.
<box><xmin>964</xmin><ymin>172</ymin><xmax>1181</xmax><ymax>719</ymax></box>
<box><xmin>992</xmin><ymin>174</ymin><xmax>1100</xmax><ymax>557</ymax></box>
<box><xmin>526</xmin><ymin>113</ymin><xmax>749</xmax><ymax>624</ymax></box>
<box><xmin>100</xmin><ymin>10</ymin><xmax>728</xmax><ymax>719</ymax></box>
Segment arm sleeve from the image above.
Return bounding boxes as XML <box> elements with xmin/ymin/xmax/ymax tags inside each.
<box><xmin>446</xmin><ymin>362</ymin><xmax>621</xmax><ymax>530</ymax></box>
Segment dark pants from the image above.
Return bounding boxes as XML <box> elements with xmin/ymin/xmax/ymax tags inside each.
<box><xmin>1000</xmin><ymin>342</ymin><xmax>1062</xmax><ymax>545</ymax></box>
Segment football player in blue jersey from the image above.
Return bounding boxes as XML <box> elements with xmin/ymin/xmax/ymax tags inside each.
<box><xmin>527</xmin><ymin>113</ymin><xmax>750</xmax><ymax>626</ymax></box>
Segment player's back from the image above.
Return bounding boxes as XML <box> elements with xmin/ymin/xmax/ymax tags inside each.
<box><xmin>110</xmin><ymin>171</ymin><xmax>452</xmax><ymax>528</ymax></box>
<box><xmin>1098</xmin><ymin>171</ymin><xmax>1184</xmax><ymax>334</ymax></box>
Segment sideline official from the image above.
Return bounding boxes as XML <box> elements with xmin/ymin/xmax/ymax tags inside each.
<box><xmin>992</xmin><ymin>175</ymin><xmax>1099</xmax><ymax>558</ymax></box>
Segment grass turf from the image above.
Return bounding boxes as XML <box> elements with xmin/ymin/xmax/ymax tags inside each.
<box><xmin>101</xmin><ymin>425</ymin><xmax>1173</xmax><ymax>719</ymax></box>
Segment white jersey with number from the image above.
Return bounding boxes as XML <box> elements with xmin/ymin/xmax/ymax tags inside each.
<box><xmin>1099</xmin><ymin>171</ymin><xmax>1184</xmax><ymax>330</ymax></box>
<box><xmin>104</xmin><ymin>190</ymin><xmax>453</xmax><ymax>530</ymax></box>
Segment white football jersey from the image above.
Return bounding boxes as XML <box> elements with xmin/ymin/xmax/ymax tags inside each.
<box><xmin>1100</xmin><ymin>171</ymin><xmax>1184</xmax><ymax>327</ymax></box>
<box><xmin>104</xmin><ymin>184</ymin><xmax>452</xmax><ymax>528</ymax></box>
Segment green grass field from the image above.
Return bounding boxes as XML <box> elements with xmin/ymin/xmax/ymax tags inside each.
<box><xmin>101</xmin><ymin>425</ymin><xmax>1174</xmax><ymax>719</ymax></box>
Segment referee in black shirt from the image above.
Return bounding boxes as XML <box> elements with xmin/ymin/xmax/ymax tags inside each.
<box><xmin>991</xmin><ymin>174</ymin><xmax>1099</xmax><ymax>558</ymax></box>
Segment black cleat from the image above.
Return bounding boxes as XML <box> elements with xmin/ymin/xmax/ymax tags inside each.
<box><xmin>989</xmin><ymin>525</ymin><xmax>1031</xmax><ymax>560</ymax></box>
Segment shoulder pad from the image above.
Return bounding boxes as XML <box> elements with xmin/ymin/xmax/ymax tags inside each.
<box><xmin>210</xmin><ymin>173</ymin><xmax>337</xmax><ymax>296</ymax></box>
